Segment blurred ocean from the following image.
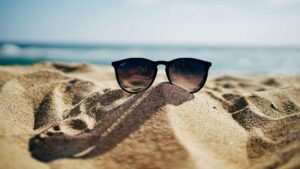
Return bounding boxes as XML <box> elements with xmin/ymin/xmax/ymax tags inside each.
<box><xmin>0</xmin><ymin>42</ymin><xmax>299</xmax><ymax>75</ymax></box>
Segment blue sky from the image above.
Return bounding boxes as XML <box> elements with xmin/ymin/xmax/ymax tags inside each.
<box><xmin>0</xmin><ymin>0</ymin><xmax>300</xmax><ymax>46</ymax></box>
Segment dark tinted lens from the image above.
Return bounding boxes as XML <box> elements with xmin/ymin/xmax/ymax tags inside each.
<box><xmin>116</xmin><ymin>59</ymin><xmax>156</xmax><ymax>92</ymax></box>
<box><xmin>168</xmin><ymin>59</ymin><xmax>207</xmax><ymax>92</ymax></box>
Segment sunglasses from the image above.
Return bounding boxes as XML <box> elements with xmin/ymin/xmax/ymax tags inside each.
<box><xmin>112</xmin><ymin>58</ymin><xmax>212</xmax><ymax>93</ymax></box>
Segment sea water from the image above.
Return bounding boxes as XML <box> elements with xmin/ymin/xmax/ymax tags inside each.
<box><xmin>0</xmin><ymin>42</ymin><xmax>299</xmax><ymax>75</ymax></box>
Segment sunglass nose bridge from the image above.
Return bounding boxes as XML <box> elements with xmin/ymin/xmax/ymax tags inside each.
<box><xmin>155</xmin><ymin>61</ymin><xmax>168</xmax><ymax>66</ymax></box>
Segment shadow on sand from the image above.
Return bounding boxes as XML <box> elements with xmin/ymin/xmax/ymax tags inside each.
<box><xmin>29</xmin><ymin>83</ymin><xmax>194</xmax><ymax>162</ymax></box>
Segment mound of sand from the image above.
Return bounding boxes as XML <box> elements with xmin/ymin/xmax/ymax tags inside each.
<box><xmin>0</xmin><ymin>62</ymin><xmax>299</xmax><ymax>169</ymax></box>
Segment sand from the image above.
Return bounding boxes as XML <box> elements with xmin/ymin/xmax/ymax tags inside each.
<box><xmin>0</xmin><ymin>62</ymin><xmax>299</xmax><ymax>169</ymax></box>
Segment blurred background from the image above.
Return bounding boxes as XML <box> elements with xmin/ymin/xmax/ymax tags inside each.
<box><xmin>0</xmin><ymin>0</ymin><xmax>299</xmax><ymax>74</ymax></box>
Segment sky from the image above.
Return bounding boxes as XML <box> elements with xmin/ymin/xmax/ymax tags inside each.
<box><xmin>0</xmin><ymin>0</ymin><xmax>300</xmax><ymax>46</ymax></box>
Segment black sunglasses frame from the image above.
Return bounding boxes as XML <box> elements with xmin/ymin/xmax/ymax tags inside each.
<box><xmin>112</xmin><ymin>58</ymin><xmax>212</xmax><ymax>94</ymax></box>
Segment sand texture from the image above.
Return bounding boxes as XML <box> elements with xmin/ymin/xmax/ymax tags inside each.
<box><xmin>0</xmin><ymin>62</ymin><xmax>300</xmax><ymax>169</ymax></box>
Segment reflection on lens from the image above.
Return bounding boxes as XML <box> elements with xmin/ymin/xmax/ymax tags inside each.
<box><xmin>168</xmin><ymin>59</ymin><xmax>206</xmax><ymax>92</ymax></box>
<box><xmin>117</xmin><ymin>59</ymin><xmax>155</xmax><ymax>92</ymax></box>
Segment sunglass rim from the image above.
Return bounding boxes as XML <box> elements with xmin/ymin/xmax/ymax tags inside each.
<box><xmin>112</xmin><ymin>58</ymin><xmax>212</xmax><ymax>93</ymax></box>
<box><xmin>112</xmin><ymin>57</ymin><xmax>211</xmax><ymax>67</ymax></box>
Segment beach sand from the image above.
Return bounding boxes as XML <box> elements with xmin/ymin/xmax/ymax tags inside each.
<box><xmin>0</xmin><ymin>62</ymin><xmax>299</xmax><ymax>169</ymax></box>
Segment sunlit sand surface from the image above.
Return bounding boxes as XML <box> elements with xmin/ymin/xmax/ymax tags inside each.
<box><xmin>0</xmin><ymin>62</ymin><xmax>300</xmax><ymax>169</ymax></box>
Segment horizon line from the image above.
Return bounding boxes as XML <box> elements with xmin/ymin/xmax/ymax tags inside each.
<box><xmin>1</xmin><ymin>40</ymin><xmax>300</xmax><ymax>49</ymax></box>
